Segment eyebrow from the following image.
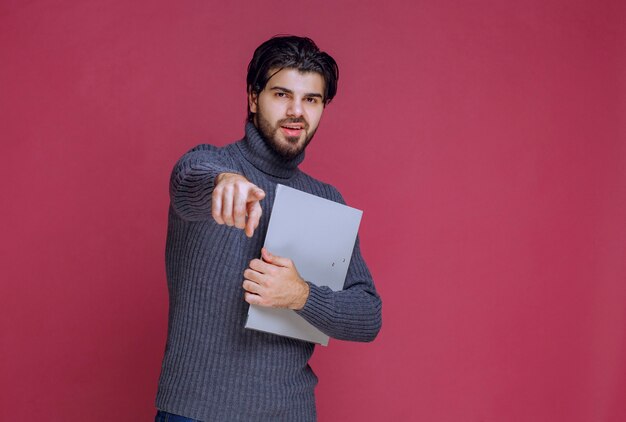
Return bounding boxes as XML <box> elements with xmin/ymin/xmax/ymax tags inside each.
<box><xmin>270</xmin><ymin>86</ymin><xmax>324</xmax><ymax>99</ymax></box>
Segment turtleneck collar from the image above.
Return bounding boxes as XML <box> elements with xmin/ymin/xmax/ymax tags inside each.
<box><xmin>236</xmin><ymin>121</ymin><xmax>305</xmax><ymax>179</ymax></box>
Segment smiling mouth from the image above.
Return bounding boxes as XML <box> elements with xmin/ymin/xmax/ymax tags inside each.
<box><xmin>280</xmin><ymin>126</ymin><xmax>304</xmax><ymax>137</ymax></box>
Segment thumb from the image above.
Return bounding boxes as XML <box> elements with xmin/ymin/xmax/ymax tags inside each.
<box><xmin>261</xmin><ymin>247</ymin><xmax>273</xmax><ymax>263</ymax></box>
<box><xmin>248</xmin><ymin>187</ymin><xmax>266</xmax><ymax>202</ymax></box>
<box><xmin>261</xmin><ymin>248</ymin><xmax>291</xmax><ymax>267</ymax></box>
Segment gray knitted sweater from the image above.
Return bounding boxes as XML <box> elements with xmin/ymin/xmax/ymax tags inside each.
<box><xmin>155</xmin><ymin>123</ymin><xmax>382</xmax><ymax>421</ymax></box>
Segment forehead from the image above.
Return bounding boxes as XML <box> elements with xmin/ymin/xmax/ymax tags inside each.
<box><xmin>265</xmin><ymin>68</ymin><xmax>325</xmax><ymax>95</ymax></box>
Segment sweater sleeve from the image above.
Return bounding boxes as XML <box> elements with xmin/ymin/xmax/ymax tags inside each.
<box><xmin>169</xmin><ymin>145</ymin><xmax>238</xmax><ymax>221</ymax></box>
<box><xmin>295</xmin><ymin>236</ymin><xmax>382</xmax><ymax>342</ymax></box>
<box><xmin>294</xmin><ymin>186</ymin><xmax>382</xmax><ymax>342</ymax></box>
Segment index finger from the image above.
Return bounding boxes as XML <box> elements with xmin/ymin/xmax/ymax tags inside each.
<box><xmin>249</xmin><ymin>257</ymin><xmax>275</xmax><ymax>274</ymax></box>
<box><xmin>245</xmin><ymin>201</ymin><xmax>262</xmax><ymax>238</ymax></box>
<box><xmin>211</xmin><ymin>188</ymin><xmax>224</xmax><ymax>224</ymax></box>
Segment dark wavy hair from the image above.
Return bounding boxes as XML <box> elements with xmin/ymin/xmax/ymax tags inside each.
<box><xmin>246</xmin><ymin>35</ymin><xmax>339</xmax><ymax>121</ymax></box>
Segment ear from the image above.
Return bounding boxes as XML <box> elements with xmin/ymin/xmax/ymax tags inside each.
<box><xmin>248</xmin><ymin>91</ymin><xmax>258</xmax><ymax>114</ymax></box>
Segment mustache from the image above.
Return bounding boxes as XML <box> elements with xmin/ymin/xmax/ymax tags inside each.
<box><xmin>278</xmin><ymin>118</ymin><xmax>309</xmax><ymax>129</ymax></box>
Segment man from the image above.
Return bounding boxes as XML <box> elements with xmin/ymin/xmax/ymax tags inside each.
<box><xmin>155</xmin><ymin>35</ymin><xmax>382</xmax><ymax>422</ymax></box>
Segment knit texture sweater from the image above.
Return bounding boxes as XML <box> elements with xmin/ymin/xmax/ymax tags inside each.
<box><xmin>156</xmin><ymin>122</ymin><xmax>382</xmax><ymax>421</ymax></box>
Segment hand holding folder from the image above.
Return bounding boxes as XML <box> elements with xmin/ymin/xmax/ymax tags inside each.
<box><xmin>243</xmin><ymin>247</ymin><xmax>310</xmax><ymax>310</ymax></box>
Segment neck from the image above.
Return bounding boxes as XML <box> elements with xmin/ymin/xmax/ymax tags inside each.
<box><xmin>236</xmin><ymin>122</ymin><xmax>305</xmax><ymax>179</ymax></box>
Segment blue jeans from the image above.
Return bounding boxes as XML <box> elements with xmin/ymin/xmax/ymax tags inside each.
<box><xmin>155</xmin><ymin>410</ymin><xmax>202</xmax><ymax>422</ymax></box>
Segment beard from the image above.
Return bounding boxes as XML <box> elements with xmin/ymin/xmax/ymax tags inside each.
<box><xmin>253</xmin><ymin>110</ymin><xmax>318</xmax><ymax>160</ymax></box>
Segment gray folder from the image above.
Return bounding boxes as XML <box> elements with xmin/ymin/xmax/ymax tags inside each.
<box><xmin>244</xmin><ymin>184</ymin><xmax>363</xmax><ymax>345</ymax></box>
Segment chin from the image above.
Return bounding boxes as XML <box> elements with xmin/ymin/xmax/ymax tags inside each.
<box><xmin>272</xmin><ymin>140</ymin><xmax>305</xmax><ymax>159</ymax></box>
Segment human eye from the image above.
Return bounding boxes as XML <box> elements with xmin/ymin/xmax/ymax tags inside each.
<box><xmin>305</xmin><ymin>97</ymin><xmax>319</xmax><ymax>104</ymax></box>
<box><xmin>275</xmin><ymin>92</ymin><xmax>288</xmax><ymax>98</ymax></box>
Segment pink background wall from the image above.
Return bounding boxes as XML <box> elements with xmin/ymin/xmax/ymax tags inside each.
<box><xmin>1</xmin><ymin>1</ymin><xmax>625</xmax><ymax>421</ymax></box>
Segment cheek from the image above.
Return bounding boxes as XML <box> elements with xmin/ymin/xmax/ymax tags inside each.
<box><xmin>261</xmin><ymin>101</ymin><xmax>283</xmax><ymax>121</ymax></box>
<box><xmin>308</xmin><ymin>109</ymin><xmax>323</xmax><ymax>128</ymax></box>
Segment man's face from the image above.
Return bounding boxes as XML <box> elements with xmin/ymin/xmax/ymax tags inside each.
<box><xmin>249</xmin><ymin>68</ymin><xmax>325</xmax><ymax>159</ymax></box>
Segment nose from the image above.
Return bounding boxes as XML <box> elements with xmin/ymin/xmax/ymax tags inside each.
<box><xmin>286</xmin><ymin>99</ymin><xmax>303</xmax><ymax>118</ymax></box>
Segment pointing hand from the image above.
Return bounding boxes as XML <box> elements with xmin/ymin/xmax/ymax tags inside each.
<box><xmin>212</xmin><ymin>173</ymin><xmax>265</xmax><ymax>237</ymax></box>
